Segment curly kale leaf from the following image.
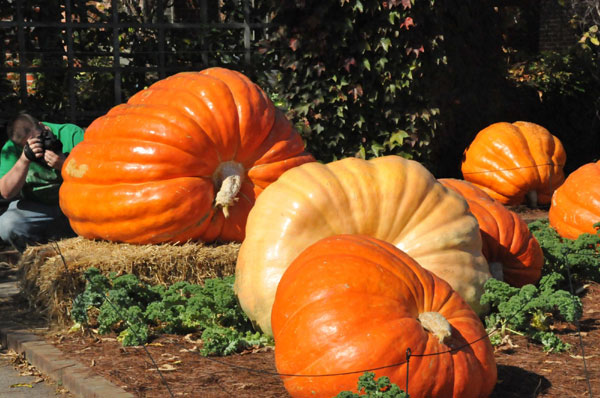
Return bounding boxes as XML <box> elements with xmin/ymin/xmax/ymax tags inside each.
<box><xmin>77</xmin><ymin>272</ymin><xmax>159</xmax><ymax>345</ymax></box>
<box><xmin>117</xmin><ymin>306</ymin><xmax>149</xmax><ymax>347</ymax></box>
<box><xmin>71</xmin><ymin>267</ymin><xmax>111</xmax><ymax>324</ymax></box>
<box><xmin>181</xmin><ymin>276</ymin><xmax>252</xmax><ymax>331</ymax></box>
<box><xmin>144</xmin><ymin>281</ymin><xmax>195</xmax><ymax>333</ymax></box>
<box><xmin>70</xmin><ymin>269</ymin><xmax>271</xmax><ymax>353</ymax></box>
<box><xmin>200</xmin><ymin>327</ymin><xmax>273</xmax><ymax>356</ymax></box>
<box><xmin>334</xmin><ymin>372</ymin><xmax>409</xmax><ymax>398</ymax></box>
<box><xmin>481</xmin><ymin>273</ymin><xmax>582</xmax><ymax>352</ymax></box>
<box><xmin>529</xmin><ymin>219</ymin><xmax>600</xmax><ymax>283</ymax></box>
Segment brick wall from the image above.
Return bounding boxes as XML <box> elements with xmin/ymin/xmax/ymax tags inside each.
<box><xmin>538</xmin><ymin>0</ymin><xmax>578</xmax><ymax>51</ymax></box>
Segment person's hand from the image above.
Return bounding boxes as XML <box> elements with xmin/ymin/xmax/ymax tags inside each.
<box><xmin>21</xmin><ymin>136</ymin><xmax>44</xmax><ymax>163</ymax></box>
<box><xmin>44</xmin><ymin>149</ymin><xmax>66</xmax><ymax>170</ymax></box>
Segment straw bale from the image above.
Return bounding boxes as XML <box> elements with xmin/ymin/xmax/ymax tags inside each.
<box><xmin>17</xmin><ymin>236</ymin><xmax>240</xmax><ymax>327</ymax></box>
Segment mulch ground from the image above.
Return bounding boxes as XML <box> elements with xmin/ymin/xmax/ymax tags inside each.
<box><xmin>39</xmin><ymin>281</ymin><xmax>600</xmax><ymax>398</ymax></box>
<box><xmin>1</xmin><ymin>206</ymin><xmax>598</xmax><ymax>398</ymax></box>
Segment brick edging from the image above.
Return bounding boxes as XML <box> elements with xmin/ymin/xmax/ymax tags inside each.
<box><xmin>0</xmin><ymin>322</ymin><xmax>134</xmax><ymax>398</ymax></box>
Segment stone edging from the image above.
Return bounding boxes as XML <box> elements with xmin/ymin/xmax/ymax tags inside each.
<box><xmin>0</xmin><ymin>322</ymin><xmax>134</xmax><ymax>398</ymax></box>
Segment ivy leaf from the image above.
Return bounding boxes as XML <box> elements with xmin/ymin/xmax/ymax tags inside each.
<box><xmin>353</xmin><ymin>0</ymin><xmax>364</xmax><ymax>12</ymax></box>
<box><xmin>362</xmin><ymin>58</ymin><xmax>371</xmax><ymax>71</ymax></box>
<box><xmin>400</xmin><ymin>17</ymin><xmax>414</xmax><ymax>30</ymax></box>
<box><xmin>380</xmin><ymin>37</ymin><xmax>392</xmax><ymax>52</ymax></box>
<box><xmin>371</xmin><ymin>142</ymin><xmax>385</xmax><ymax>156</ymax></box>
<box><xmin>289</xmin><ymin>38</ymin><xmax>300</xmax><ymax>51</ymax></box>
<box><xmin>387</xmin><ymin>130</ymin><xmax>409</xmax><ymax>147</ymax></box>
<box><xmin>357</xmin><ymin>145</ymin><xmax>367</xmax><ymax>159</ymax></box>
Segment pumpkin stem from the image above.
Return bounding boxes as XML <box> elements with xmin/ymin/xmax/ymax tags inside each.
<box><xmin>418</xmin><ymin>312</ymin><xmax>452</xmax><ymax>344</ymax></box>
<box><xmin>213</xmin><ymin>161</ymin><xmax>245</xmax><ymax>218</ymax></box>
<box><xmin>526</xmin><ymin>190</ymin><xmax>538</xmax><ymax>208</ymax></box>
<box><xmin>489</xmin><ymin>261</ymin><xmax>504</xmax><ymax>282</ymax></box>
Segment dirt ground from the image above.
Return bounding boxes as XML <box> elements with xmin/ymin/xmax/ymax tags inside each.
<box><xmin>2</xmin><ymin>206</ymin><xmax>599</xmax><ymax>398</ymax></box>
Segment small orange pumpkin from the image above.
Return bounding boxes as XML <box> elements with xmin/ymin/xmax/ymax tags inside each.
<box><xmin>439</xmin><ymin>178</ymin><xmax>543</xmax><ymax>287</ymax></box>
<box><xmin>461</xmin><ymin>121</ymin><xmax>566</xmax><ymax>206</ymax></box>
<box><xmin>272</xmin><ymin>234</ymin><xmax>497</xmax><ymax>398</ymax></box>
<box><xmin>549</xmin><ymin>160</ymin><xmax>600</xmax><ymax>239</ymax></box>
<box><xmin>59</xmin><ymin>68</ymin><xmax>314</xmax><ymax>244</ymax></box>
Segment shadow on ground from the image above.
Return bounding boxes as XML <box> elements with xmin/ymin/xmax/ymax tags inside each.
<box><xmin>491</xmin><ymin>364</ymin><xmax>551</xmax><ymax>397</ymax></box>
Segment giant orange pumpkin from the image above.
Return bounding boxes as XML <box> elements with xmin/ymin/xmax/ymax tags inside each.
<box><xmin>439</xmin><ymin>178</ymin><xmax>543</xmax><ymax>287</ymax></box>
<box><xmin>461</xmin><ymin>121</ymin><xmax>566</xmax><ymax>206</ymax></box>
<box><xmin>272</xmin><ymin>234</ymin><xmax>497</xmax><ymax>398</ymax></box>
<box><xmin>235</xmin><ymin>156</ymin><xmax>491</xmax><ymax>336</ymax></box>
<box><xmin>59</xmin><ymin>68</ymin><xmax>314</xmax><ymax>244</ymax></box>
<box><xmin>549</xmin><ymin>160</ymin><xmax>600</xmax><ymax>239</ymax></box>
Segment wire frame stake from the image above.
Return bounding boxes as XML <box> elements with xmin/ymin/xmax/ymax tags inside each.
<box><xmin>561</xmin><ymin>247</ymin><xmax>594</xmax><ymax>398</ymax></box>
<box><xmin>405</xmin><ymin>347</ymin><xmax>411</xmax><ymax>395</ymax></box>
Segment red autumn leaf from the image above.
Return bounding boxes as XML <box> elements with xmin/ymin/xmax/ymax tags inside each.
<box><xmin>289</xmin><ymin>38</ymin><xmax>299</xmax><ymax>51</ymax></box>
<box><xmin>343</xmin><ymin>57</ymin><xmax>356</xmax><ymax>72</ymax></box>
<box><xmin>400</xmin><ymin>16</ymin><xmax>414</xmax><ymax>30</ymax></box>
<box><xmin>315</xmin><ymin>62</ymin><xmax>326</xmax><ymax>76</ymax></box>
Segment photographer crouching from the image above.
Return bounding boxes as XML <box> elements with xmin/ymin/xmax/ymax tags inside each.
<box><xmin>0</xmin><ymin>112</ymin><xmax>85</xmax><ymax>252</ymax></box>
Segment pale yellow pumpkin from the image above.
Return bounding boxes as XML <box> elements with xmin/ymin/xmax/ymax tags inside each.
<box><xmin>234</xmin><ymin>156</ymin><xmax>491</xmax><ymax>336</ymax></box>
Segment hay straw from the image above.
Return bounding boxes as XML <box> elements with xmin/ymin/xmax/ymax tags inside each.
<box><xmin>17</xmin><ymin>237</ymin><xmax>240</xmax><ymax>327</ymax></box>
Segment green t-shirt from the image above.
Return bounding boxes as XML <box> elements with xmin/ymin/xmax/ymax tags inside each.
<box><xmin>0</xmin><ymin>122</ymin><xmax>85</xmax><ymax>205</ymax></box>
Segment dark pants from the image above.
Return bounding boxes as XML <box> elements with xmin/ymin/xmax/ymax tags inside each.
<box><xmin>0</xmin><ymin>199</ymin><xmax>76</xmax><ymax>252</ymax></box>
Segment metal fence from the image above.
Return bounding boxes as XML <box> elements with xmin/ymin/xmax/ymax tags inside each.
<box><xmin>0</xmin><ymin>0</ymin><xmax>272</xmax><ymax>127</ymax></box>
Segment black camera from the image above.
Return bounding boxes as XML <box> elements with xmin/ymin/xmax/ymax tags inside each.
<box><xmin>23</xmin><ymin>125</ymin><xmax>63</xmax><ymax>167</ymax></box>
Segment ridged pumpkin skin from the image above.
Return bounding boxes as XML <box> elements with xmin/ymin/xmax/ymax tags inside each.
<box><xmin>439</xmin><ymin>178</ymin><xmax>543</xmax><ymax>287</ymax></box>
<box><xmin>272</xmin><ymin>234</ymin><xmax>497</xmax><ymax>398</ymax></box>
<box><xmin>59</xmin><ymin>68</ymin><xmax>314</xmax><ymax>244</ymax></box>
<box><xmin>549</xmin><ymin>160</ymin><xmax>600</xmax><ymax>239</ymax></box>
<box><xmin>461</xmin><ymin>121</ymin><xmax>566</xmax><ymax>206</ymax></box>
<box><xmin>235</xmin><ymin>155</ymin><xmax>491</xmax><ymax>336</ymax></box>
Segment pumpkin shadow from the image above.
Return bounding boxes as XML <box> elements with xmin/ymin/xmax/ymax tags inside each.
<box><xmin>490</xmin><ymin>365</ymin><xmax>551</xmax><ymax>397</ymax></box>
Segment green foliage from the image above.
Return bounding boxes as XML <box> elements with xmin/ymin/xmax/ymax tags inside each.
<box><xmin>71</xmin><ymin>269</ymin><xmax>272</xmax><ymax>355</ymax></box>
<box><xmin>200</xmin><ymin>327</ymin><xmax>272</xmax><ymax>357</ymax></box>
<box><xmin>529</xmin><ymin>219</ymin><xmax>600</xmax><ymax>283</ymax></box>
<box><xmin>258</xmin><ymin>1</ymin><xmax>523</xmax><ymax>178</ymax></box>
<box><xmin>563</xmin><ymin>0</ymin><xmax>600</xmax><ymax>50</ymax></box>
<box><xmin>481</xmin><ymin>273</ymin><xmax>583</xmax><ymax>352</ymax></box>
<box><xmin>259</xmin><ymin>0</ymin><xmax>445</xmax><ymax>165</ymax></box>
<box><xmin>334</xmin><ymin>372</ymin><xmax>409</xmax><ymax>398</ymax></box>
<box><xmin>506</xmin><ymin>47</ymin><xmax>600</xmax><ymax>173</ymax></box>
<box><xmin>71</xmin><ymin>267</ymin><xmax>112</xmax><ymax>325</ymax></box>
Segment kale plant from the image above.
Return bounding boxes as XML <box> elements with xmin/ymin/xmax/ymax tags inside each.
<box><xmin>71</xmin><ymin>267</ymin><xmax>113</xmax><ymax>325</ymax></box>
<box><xmin>334</xmin><ymin>372</ymin><xmax>409</xmax><ymax>398</ymax></box>
<box><xmin>529</xmin><ymin>219</ymin><xmax>600</xmax><ymax>284</ymax></box>
<box><xmin>71</xmin><ymin>271</ymin><xmax>272</xmax><ymax>354</ymax></box>
<box><xmin>481</xmin><ymin>273</ymin><xmax>583</xmax><ymax>352</ymax></box>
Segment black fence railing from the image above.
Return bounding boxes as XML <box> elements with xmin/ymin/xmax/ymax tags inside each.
<box><xmin>0</xmin><ymin>0</ymin><xmax>273</xmax><ymax>129</ymax></box>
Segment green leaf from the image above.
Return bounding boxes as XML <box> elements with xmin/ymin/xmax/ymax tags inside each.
<box><xmin>333</xmin><ymin>372</ymin><xmax>409</xmax><ymax>397</ymax></box>
<box><xmin>363</xmin><ymin>58</ymin><xmax>371</xmax><ymax>71</ymax></box>
<box><xmin>371</xmin><ymin>142</ymin><xmax>385</xmax><ymax>156</ymax></box>
<box><xmin>482</xmin><ymin>273</ymin><xmax>582</xmax><ymax>353</ymax></box>
<box><xmin>387</xmin><ymin>130</ymin><xmax>409</xmax><ymax>147</ymax></box>
<box><xmin>353</xmin><ymin>0</ymin><xmax>364</xmax><ymax>12</ymax></box>
<box><xmin>380</xmin><ymin>37</ymin><xmax>392</xmax><ymax>52</ymax></box>
<box><xmin>357</xmin><ymin>145</ymin><xmax>367</xmax><ymax>159</ymax></box>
